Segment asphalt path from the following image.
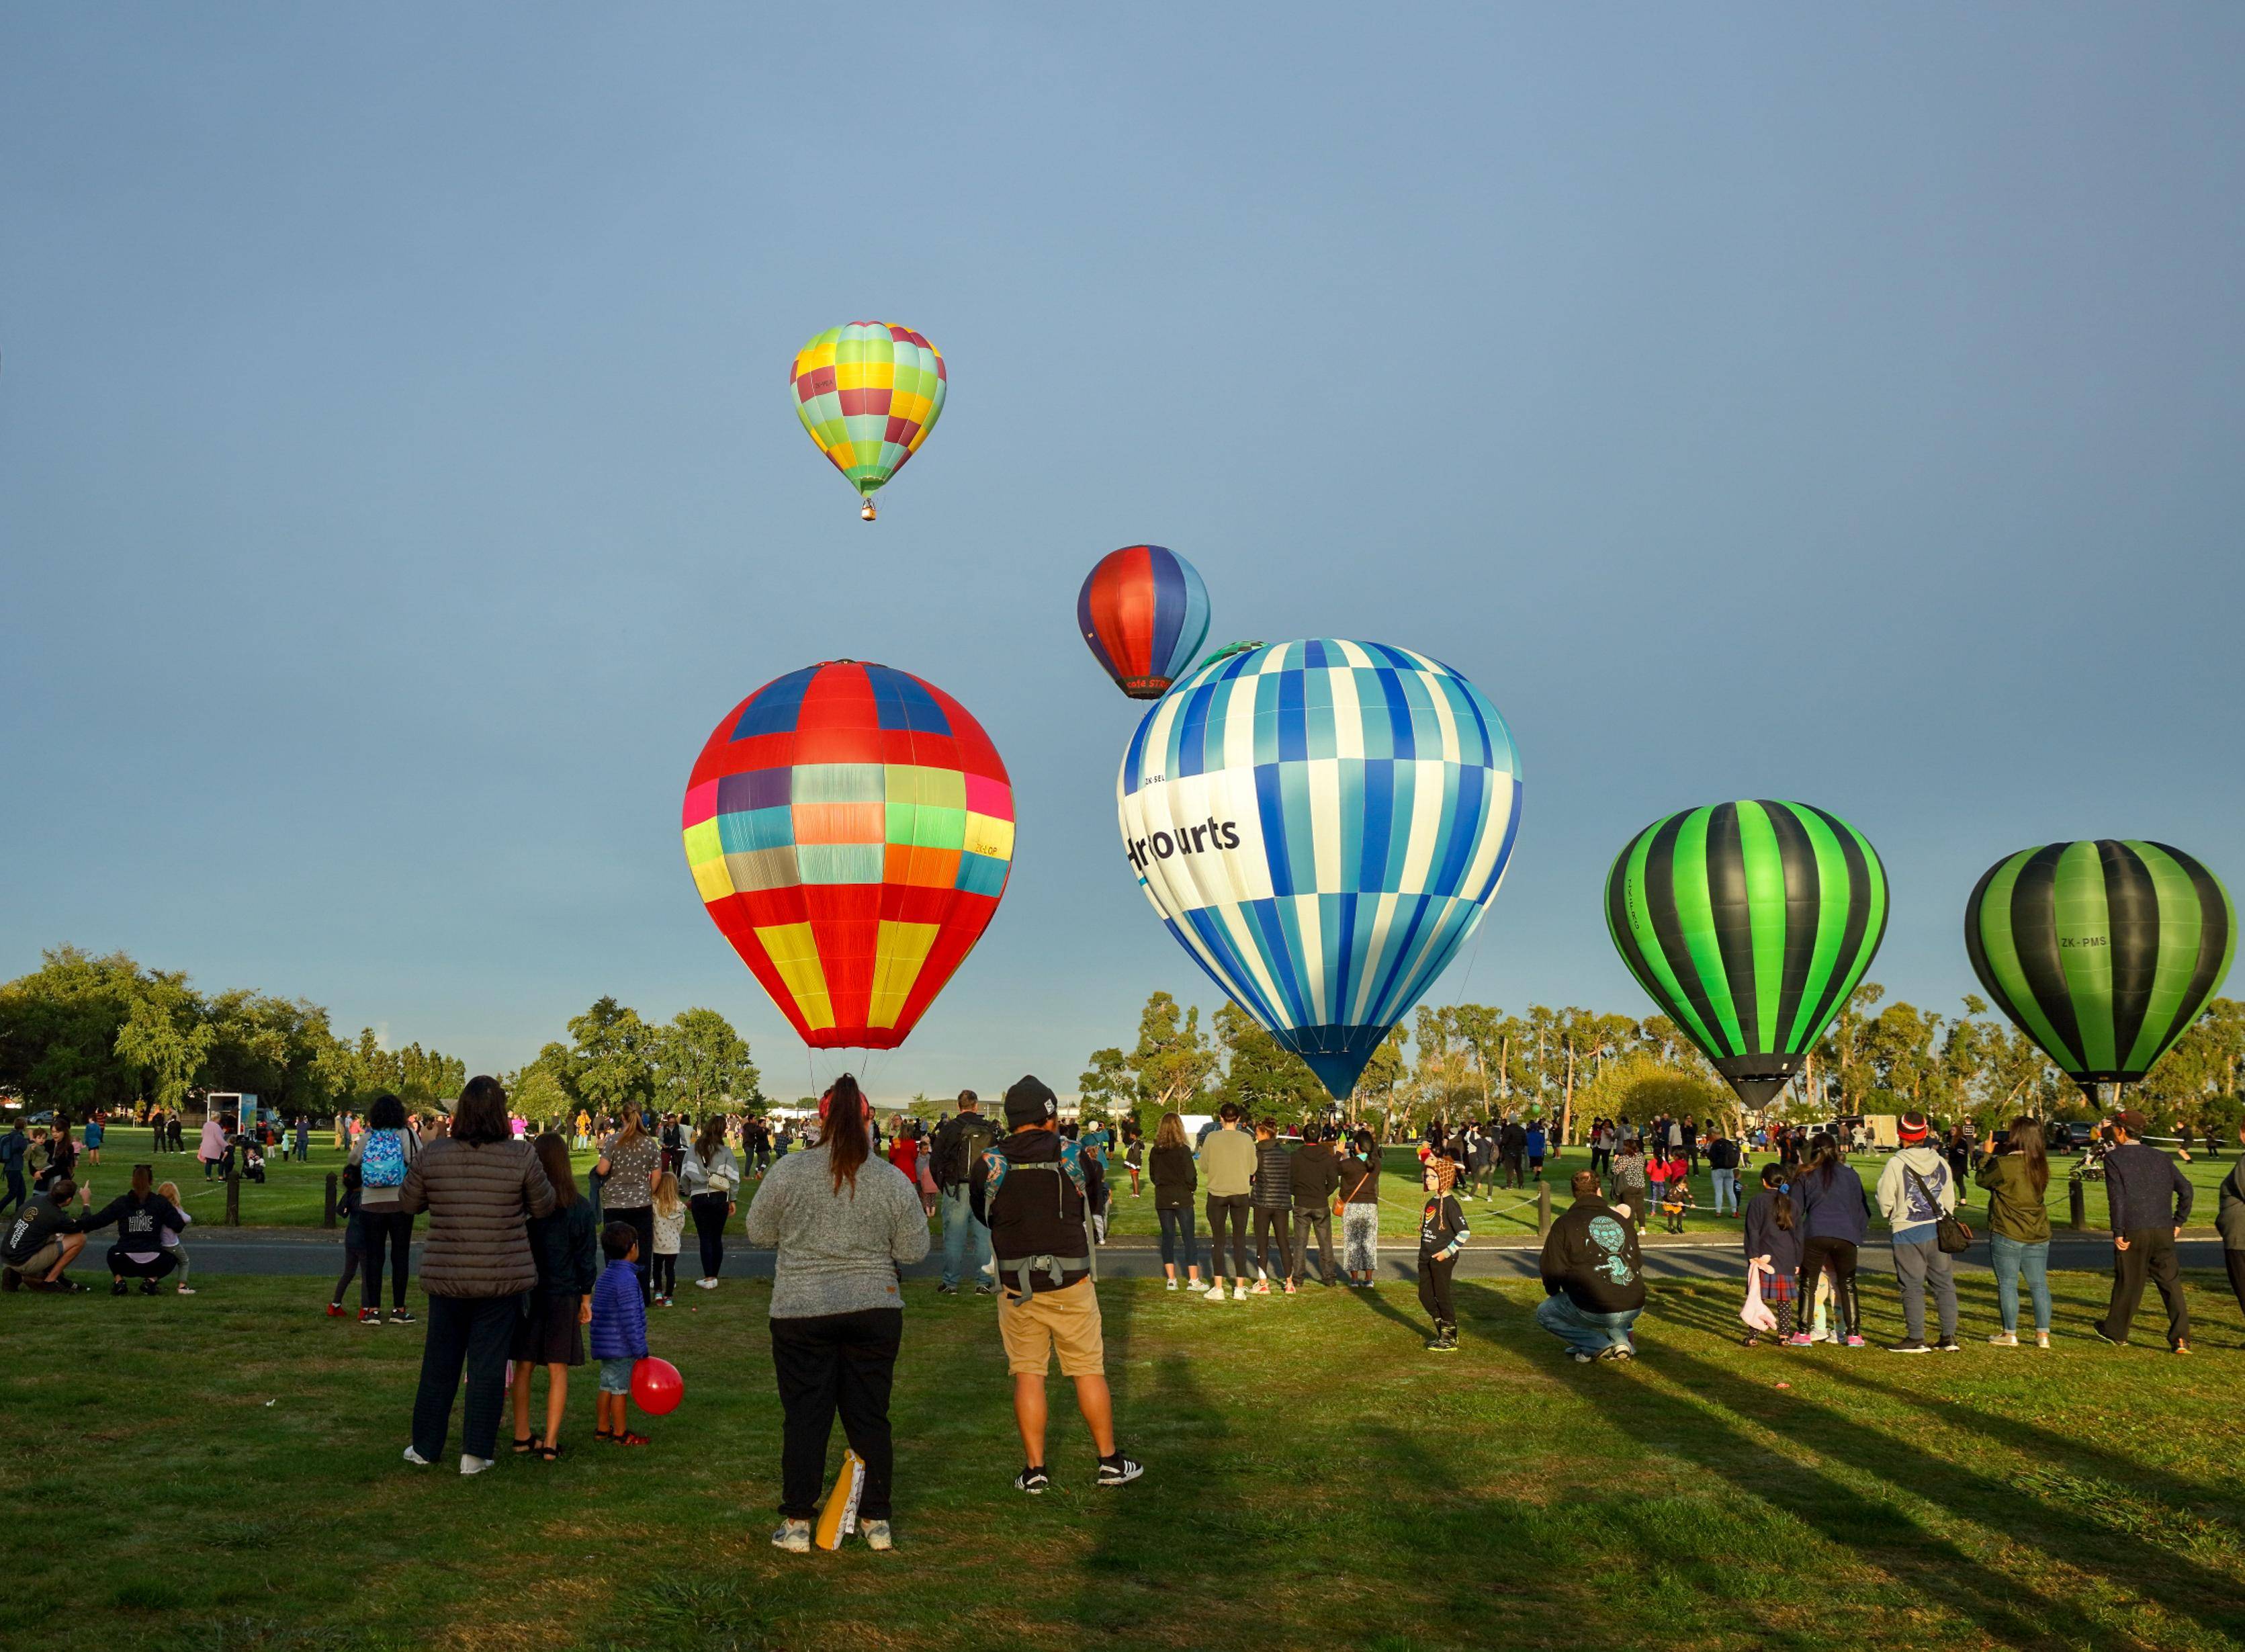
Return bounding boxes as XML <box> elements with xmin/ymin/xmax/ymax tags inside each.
<box><xmin>173</xmin><ymin>1227</ymin><xmax>2229</xmax><ymax>1285</ymax></box>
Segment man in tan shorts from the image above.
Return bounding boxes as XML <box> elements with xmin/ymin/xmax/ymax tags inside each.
<box><xmin>971</xmin><ymin>1076</ymin><xmax>1144</xmax><ymax>1494</ymax></box>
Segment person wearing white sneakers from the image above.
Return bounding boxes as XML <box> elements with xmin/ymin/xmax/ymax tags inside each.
<box><xmin>1147</xmin><ymin>1113</ymin><xmax>1204</xmax><ymax>1293</ymax></box>
<box><xmin>1197</xmin><ymin>1104</ymin><xmax>1256</xmax><ymax>1303</ymax></box>
<box><xmin>1247</xmin><ymin>1120</ymin><xmax>1295</xmax><ymax>1295</ymax></box>
<box><xmin>1978</xmin><ymin>1114</ymin><xmax>2053</xmax><ymax>1349</ymax></box>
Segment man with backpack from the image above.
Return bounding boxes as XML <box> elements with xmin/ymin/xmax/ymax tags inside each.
<box><xmin>929</xmin><ymin>1090</ymin><xmax>998</xmax><ymax>1296</ymax></box>
<box><xmin>970</xmin><ymin>1076</ymin><xmax>1142</xmax><ymax>1493</ymax></box>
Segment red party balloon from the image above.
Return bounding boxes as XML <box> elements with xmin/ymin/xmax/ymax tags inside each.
<box><xmin>631</xmin><ymin>1356</ymin><xmax>683</xmax><ymax>1417</ymax></box>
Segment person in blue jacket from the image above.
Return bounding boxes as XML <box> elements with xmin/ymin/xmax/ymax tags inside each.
<box><xmin>589</xmin><ymin>1222</ymin><xmax>652</xmax><ymax>1446</ymax></box>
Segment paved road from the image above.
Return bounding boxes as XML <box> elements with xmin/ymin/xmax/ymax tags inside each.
<box><xmin>175</xmin><ymin>1228</ymin><xmax>2229</xmax><ymax>1285</ymax></box>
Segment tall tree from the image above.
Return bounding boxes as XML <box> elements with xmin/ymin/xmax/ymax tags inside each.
<box><xmin>1129</xmin><ymin>992</ymin><xmax>1219</xmax><ymax>1114</ymax></box>
<box><xmin>566</xmin><ymin>996</ymin><xmax>657</xmax><ymax>1115</ymax></box>
<box><xmin>1077</xmin><ymin>1047</ymin><xmax>1133</xmax><ymax>1127</ymax></box>
<box><xmin>654</xmin><ymin>1007</ymin><xmax>761</xmax><ymax>1114</ymax></box>
<box><xmin>1210</xmin><ymin>1001</ymin><xmax>1327</xmax><ymax>1119</ymax></box>
<box><xmin>112</xmin><ymin>974</ymin><xmax>216</xmax><ymax>1116</ymax></box>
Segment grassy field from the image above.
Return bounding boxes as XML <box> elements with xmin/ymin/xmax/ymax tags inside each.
<box><xmin>11</xmin><ymin>1272</ymin><xmax>2245</xmax><ymax>1651</ymax></box>
<box><xmin>72</xmin><ymin>1126</ymin><xmax>2236</xmax><ymax>1243</ymax></box>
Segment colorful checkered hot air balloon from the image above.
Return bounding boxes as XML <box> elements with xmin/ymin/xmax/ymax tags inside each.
<box><xmin>1077</xmin><ymin>545</ymin><xmax>1212</xmax><ymax>701</ymax></box>
<box><xmin>1605</xmin><ymin>801</ymin><xmax>1889</xmax><ymax>1110</ymax></box>
<box><xmin>1116</xmin><ymin>640</ymin><xmax>1523</xmax><ymax>1098</ymax></box>
<box><xmin>683</xmin><ymin>661</ymin><xmax>1013</xmax><ymax>1050</ymax></box>
<box><xmin>789</xmin><ymin>323</ymin><xmax>947</xmax><ymax>521</ymax></box>
<box><xmin>1964</xmin><ymin>839</ymin><xmax>2233</xmax><ymax>1102</ymax></box>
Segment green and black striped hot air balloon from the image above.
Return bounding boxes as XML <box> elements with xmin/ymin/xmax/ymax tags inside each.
<box><xmin>1606</xmin><ymin>800</ymin><xmax>1889</xmax><ymax>1108</ymax></box>
<box><xmin>1964</xmin><ymin>840</ymin><xmax>2234</xmax><ymax>1101</ymax></box>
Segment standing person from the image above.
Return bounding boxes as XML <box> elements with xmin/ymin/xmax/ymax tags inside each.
<box><xmin>1198</xmin><ymin>1104</ymin><xmax>1256</xmax><ymax>1303</ymax></box>
<box><xmin>0</xmin><ymin>1117</ymin><xmax>28</xmax><ymax>1220</ymax></box>
<box><xmin>1499</xmin><ymin>1117</ymin><xmax>1527</xmax><ymax>1189</ymax></box>
<box><xmin>82</xmin><ymin>1115</ymin><xmax>105</xmax><ymax>1167</ymax></box>
<box><xmin>1587</xmin><ymin>1118</ymin><xmax>1611</xmax><ymax>1179</ymax></box>
<box><xmin>1338</xmin><ymin>1131</ymin><xmax>1381</xmax><ymax>1287</ymax></box>
<box><xmin>970</xmin><ymin>1076</ymin><xmax>1143</xmax><ymax>1495</ymax></box>
<box><xmin>1681</xmin><ymin>1115</ymin><xmax>1699</xmax><ymax>1174</ymax></box>
<box><xmin>198</xmin><ymin>1111</ymin><xmax>228</xmax><ymax>1180</ymax></box>
<box><xmin>648</xmin><ymin>1172</ymin><xmax>686</xmax><ymax>1307</ymax></box>
<box><xmin>2217</xmin><ymin>1121</ymin><xmax>2245</xmax><ymax>1326</ymax></box>
<box><xmin>1415</xmin><ymin>1156</ymin><xmax>1470</xmax><ymax>1352</ymax></box>
<box><xmin>1536</xmin><ymin>1169</ymin><xmax>1646</xmax><ymax>1362</ymax></box>
<box><xmin>167</xmin><ymin>1113</ymin><xmax>183</xmax><ymax>1154</ymax></box>
<box><xmin>1608</xmin><ymin>1135</ymin><xmax>1650</xmax><ymax>1221</ymax></box>
<box><xmin>742</xmin><ymin>1075</ymin><xmax>929</xmax><ymax>1553</ymax></box>
<box><xmin>1741</xmin><ymin>1164</ymin><xmax>1801</xmax><ymax>1346</ymax></box>
<box><xmin>1877</xmin><ymin>1111</ymin><xmax>1960</xmax><ymax>1354</ymax></box>
<box><xmin>1790</xmin><ymin>1134</ymin><xmax>1869</xmax><ymax>1348</ymax></box>
<box><xmin>326</xmin><ymin>1164</ymin><xmax>364</xmax><ymax>1317</ymax></box>
<box><xmin>588</xmin><ymin>1224</ymin><xmax>653</xmax><ymax>1449</ymax></box>
<box><xmin>349</xmin><ymin>1094</ymin><xmax>421</xmax><ymax>1325</ymax></box>
<box><xmin>1124</xmin><ymin>1127</ymin><xmax>1144</xmax><ymax>1199</ymax></box>
<box><xmin>1524</xmin><ymin>1118</ymin><xmax>1548</xmax><ymax>1183</ymax></box>
<box><xmin>1288</xmin><ymin>1125</ymin><xmax>1340</xmax><ymax>1288</ymax></box>
<box><xmin>1248</xmin><ymin>1119</ymin><xmax>1295</xmax><ymax>1294</ymax></box>
<box><xmin>1467</xmin><ymin>1124</ymin><xmax>1497</xmax><ymax>1201</ymax></box>
<box><xmin>144</xmin><ymin>1108</ymin><xmax>166</xmax><ymax>1158</ymax></box>
<box><xmin>511</xmin><ymin>1133</ymin><xmax>598</xmax><ymax>1461</ymax></box>
<box><xmin>1706</xmin><ymin>1127</ymin><xmax>1741</xmax><ymax>1217</ymax></box>
<box><xmin>680</xmin><ymin>1113</ymin><xmax>740</xmax><ymax>1292</ymax></box>
<box><xmin>1978</xmin><ymin>1115</ymin><xmax>2053</xmax><ymax>1348</ymax></box>
<box><xmin>2093</xmin><ymin>1110</ymin><xmax>2195</xmax><ymax>1353</ymax></box>
<box><xmin>595</xmin><ymin>1104</ymin><xmax>662</xmax><ymax>1307</ymax></box>
<box><xmin>1147</xmin><ymin>1113</ymin><xmax>1202</xmax><ymax>1292</ymax></box>
<box><xmin>397</xmin><ymin>1075</ymin><xmax>557</xmax><ymax>1475</ymax></box>
<box><xmin>1658</xmin><ymin>1151</ymin><xmax>1694</xmax><ymax>1233</ymax></box>
<box><xmin>927</xmin><ymin>1092</ymin><xmax>998</xmax><ymax>1297</ymax></box>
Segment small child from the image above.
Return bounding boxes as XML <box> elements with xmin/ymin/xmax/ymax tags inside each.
<box><xmin>1416</xmin><ymin>1157</ymin><xmax>1468</xmax><ymax>1354</ymax></box>
<box><xmin>650</xmin><ymin>1172</ymin><xmax>685</xmax><ymax>1307</ymax></box>
<box><xmin>590</xmin><ymin>1221</ymin><xmax>651</xmax><ymax>1446</ymax></box>
<box><xmin>328</xmin><ymin>1164</ymin><xmax>363</xmax><ymax>1317</ymax></box>
<box><xmin>157</xmin><ymin>1180</ymin><xmax>193</xmax><ymax>1295</ymax></box>
<box><xmin>1659</xmin><ymin>1154</ymin><xmax>1694</xmax><ymax>1233</ymax></box>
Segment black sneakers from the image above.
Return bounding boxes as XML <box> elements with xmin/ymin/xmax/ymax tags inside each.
<box><xmin>1015</xmin><ymin>1465</ymin><xmax>1049</xmax><ymax>1495</ymax></box>
<box><xmin>1097</xmin><ymin>1454</ymin><xmax>1144</xmax><ymax>1487</ymax></box>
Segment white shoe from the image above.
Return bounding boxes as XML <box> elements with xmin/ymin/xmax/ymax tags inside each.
<box><xmin>697</xmin><ymin>1277</ymin><xmax>719</xmax><ymax>1290</ymax></box>
<box><xmin>176</xmin><ymin>1285</ymin><xmax>195</xmax><ymax>1295</ymax></box>
<box><xmin>459</xmin><ymin>1454</ymin><xmax>492</xmax><ymax>1476</ymax></box>
<box><xmin>771</xmin><ymin>1518</ymin><xmax>812</xmax><ymax>1553</ymax></box>
<box><xmin>402</xmin><ymin>1446</ymin><xmax>432</xmax><ymax>1467</ymax></box>
<box><xmin>1231</xmin><ymin>1284</ymin><xmax>1250</xmax><ymax>1301</ymax></box>
<box><xmin>1186</xmin><ymin>1278</ymin><xmax>1209</xmax><ymax>1293</ymax></box>
<box><xmin>1165</xmin><ymin>1278</ymin><xmax>1179</xmax><ymax>1291</ymax></box>
<box><xmin>1202</xmin><ymin>1282</ymin><xmax>1227</xmax><ymax>1305</ymax></box>
<box><xmin>862</xmin><ymin>1519</ymin><xmax>893</xmax><ymax>1551</ymax></box>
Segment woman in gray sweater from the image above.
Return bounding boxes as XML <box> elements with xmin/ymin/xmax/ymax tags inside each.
<box><xmin>742</xmin><ymin>1075</ymin><xmax>929</xmax><ymax>1553</ymax></box>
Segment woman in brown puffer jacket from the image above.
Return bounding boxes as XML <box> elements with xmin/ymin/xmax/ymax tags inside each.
<box><xmin>398</xmin><ymin>1074</ymin><xmax>555</xmax><ymax>1473</ymax></box>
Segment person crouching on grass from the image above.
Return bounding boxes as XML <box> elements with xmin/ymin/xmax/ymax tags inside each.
<box><xmin>590</xmin><ymin>1221</ymin><xmax>652</xmax><ymax>1447</ymax></box>
<box><xmin>1417</xmin><ymin>1156</ymin><xmax>1468</xmax><ymax>1352</ymax></box>
<box><xmin>971</xmin><ymin>1076</ymin><xmax>1143</xmax><ymax>1494</ymax></box>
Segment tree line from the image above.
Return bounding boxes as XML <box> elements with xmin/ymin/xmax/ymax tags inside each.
<box><xmin>1079</xmin><ymin>986</ymin><xmax>2245</xmax><ymax>1144</ymax></box>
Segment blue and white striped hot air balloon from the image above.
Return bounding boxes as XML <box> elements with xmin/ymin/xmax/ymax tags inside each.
<box><xmin>1116</xmin><ymin>639</ymin><xmax>1522</xmax><ymax>1097</ymax></box>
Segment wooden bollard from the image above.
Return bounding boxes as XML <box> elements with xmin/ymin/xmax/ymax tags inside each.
<box><xmin>1537</xmin><ymin>1181</ymin><xmax>1552</xmax><ymax>1238</ymax></box>
<box><xmin>324</xmin><ymin>1172</ymin><xmax>339</xmax><ymax>1229</ymax></box>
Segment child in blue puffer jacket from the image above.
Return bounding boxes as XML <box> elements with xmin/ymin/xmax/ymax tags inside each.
<box><xmin>590</xmin><ymin>1221</ymin><xmax>652</xmax><ymax>1446</ymax></box>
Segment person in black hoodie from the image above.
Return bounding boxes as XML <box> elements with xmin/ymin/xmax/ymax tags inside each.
<box><xmin>971</xmin><ymin>1077</ymin><xmax>1143</xmax><ymax>1493</ymax></box>
<box><xmin>1536</xmin><ymin>1170</ymin><xmax>1645</xmax><ymax>1363</ymax></box>
<box><xmin>1248</xmin><ymin>1120</ymin><xmax>1295</xmax><ymax>1295</ymax></box>
<box><xmin>1417</xmin><ymin>1157</ymin><xmax>1469</xmax><ymax>1352</ymax></box>
<box><xmin>1287</xmin><ymin>1127</ymin><xmax>1341</xmax><ymax>1288</ymax></box>
<box><xmin>100</xmin><ymin>1165</ymin><xmax>187</xmax><ymax>1294</ymax></box>
<box><xmin>2094</xmin><ymin>1110</ymin><xmax>2195</xmax><ymax>1352</ymax></box>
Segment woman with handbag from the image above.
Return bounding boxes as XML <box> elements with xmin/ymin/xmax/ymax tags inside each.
<box><xmin>680</xmin><ymin>1113</ymin><xmax>740</xmax><ymax>1291</ymax></box>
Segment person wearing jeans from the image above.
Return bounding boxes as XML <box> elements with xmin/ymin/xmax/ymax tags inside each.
<box><xmin>1705</xmin><ymin>1130</ymin><xmax>1740</xmax><ymax>1216</ymax></box>
<box><xmin>942</xmin><ymin>1185</ymin><xmax>993</xmax><ymax>1292</ymax></box>
<box><xmin>1978</xmin><ymin>1114</ymin><xmax>2054</xmax><ymax>1346</ymax></box>
<box><xmin>1876</xmin><ymin>1114</ymin><xmax>1959</xmax><ymax>1352</ymax></box>
<box><xmin>1535</xmin><ymin>1170</ymin><xmax>1643</xmax><ymax>1361</ymax></box>
<box><xmin>1147</xmin><ymin>1113</ymin><xmax>1200</xmax><ymax>1291</ymax></box>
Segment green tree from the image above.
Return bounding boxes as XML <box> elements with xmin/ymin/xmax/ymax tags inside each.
<box><xmin>112</xmin><ymin>974</ymin><xmax>216</xmax><ymax>1116</ymax></box>
<box><xmin>654</xmin><ymin>1007</ymin><xmax>760</xmax><ymax>1114</ymax></box>
<box><xmin>0</xmin><ymin>945</ymin><xmax>148</xmax><ymax>1115</ymax></box>
<box><xmin>1129</xmin><ymin>992</ymin><xmax>1219</xmax><ymax>1114</ymax></box>
<box><xmin>1577</xmin><ymin>1049</ymin><xmax>1726</xmax><ymax>1127</ymax></box>
<box><xmin>566</xmin><ymin>996</ymin><xmax>657</xmax><ymax>1116</ymax></box>
<box><xmin>1210</xmin><ymin>1002</ymin><xmax>1327</xmax><ymax>1120</ymax></box>
<box><xmin>1077</xmin><ymin>1047</ymin><xmax>1133</xmax><ymax>1129</ymax></box>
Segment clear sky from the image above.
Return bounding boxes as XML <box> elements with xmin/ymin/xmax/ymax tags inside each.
<box><xmin>4</xmin><ymin>7</ymin><xmax>2241</xmax><ymax>1098</ymax></box>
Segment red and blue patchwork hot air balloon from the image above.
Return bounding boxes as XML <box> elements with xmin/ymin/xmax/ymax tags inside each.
<box><xmin>682</xmin><ymin>661</ymin><xmax>1014</xmax><ymax>1049</ymax></box>
<box><xmin>1077</xmin><ymin>545</ymin><xmax>1211</xmax><ymax>701</ymax></box>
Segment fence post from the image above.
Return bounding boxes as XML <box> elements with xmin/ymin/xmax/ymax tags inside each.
<box><xmin>2068</xmin><ymin>1176</ymin><xmax>2086</xmax><ymax>1233</ymax></box>
<box><xmin>324</xmin><ymin>1172</ymin><xmax>339</xmax><ymax>1229</ymax></box>
<box><xmin>1537</xmin><ymin>1181</ymin><xmax>1552</xmax><ymax>1239</ymax></box>
<box><xmin>226</xmin><ymin>1166</ymin><xmax>240</xmax><ymax>1227</ymax></box>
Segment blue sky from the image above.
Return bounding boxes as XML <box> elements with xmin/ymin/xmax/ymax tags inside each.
<box><xmin>3</xmin><ymin>8</ymin><xmax>2241</xmax><ymax>1097</ymax></box>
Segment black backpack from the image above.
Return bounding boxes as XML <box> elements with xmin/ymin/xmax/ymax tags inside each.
<box><xmin>937</xmin><ymin>1113</ymin><xmax>998</xmax><ymax>1189</ymax></box>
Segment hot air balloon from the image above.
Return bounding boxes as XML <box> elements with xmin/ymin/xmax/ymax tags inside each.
<box><xmin>1077</xmin><ymin>545</ymin><xmax>1211</xmax><ymax>701</ymax></box>
<box><xmin>1605</xmin><ymin>801</ymin><xmax>1888</xmax><ymax>1109</ymax></box>
<box><xmin>1116</xmin><ymin>640</ymin><xmax>1522</xmax><ymax>1098</ymax></box>
<box><xmin>1964</xmin><ymin>840</ymin><xmax>2234</xmax><ymax>1103</ymax></box>
<box><xmin>789</xmin><ymin>323</ymin><xmax>947</xmax><ymax>521</ymax></box>
<box><xmin>682</xmin><ymin>660</ymin><xmax>1012</xmax><ymax>1049</ymax></box>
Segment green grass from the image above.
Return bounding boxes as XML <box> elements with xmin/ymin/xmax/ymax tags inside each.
<box><xmin>10</xmin><ymin>1272</ymin><xmax>2245</xmax><ymax>1651</ymax></box>
<box><xmin>73</xmin><ymin>1128</ymin><xmax>2238</xmax><ymax>1243</ymax></box>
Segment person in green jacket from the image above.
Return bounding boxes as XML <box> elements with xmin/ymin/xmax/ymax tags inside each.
<box><xmin>2217</xmin><ymin>1122</ymin><xmax>2245</xmax><ymax>1323</ymax></box>
<box><xmin>1976</xmin><ymin>1115</ymin><xmax>2053</xmax><ymax>1348</ymax></box>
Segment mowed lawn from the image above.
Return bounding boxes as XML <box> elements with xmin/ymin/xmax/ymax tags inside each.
<box><xmin>95</xmin><ymin>1127</ymin><xmax>2238</xmax><ymax>1244</ymax></box>
<box><xmin>12</xmin><ymin>1273</ymin><xmax>2245</xmax><ymax>1652</ymax></box>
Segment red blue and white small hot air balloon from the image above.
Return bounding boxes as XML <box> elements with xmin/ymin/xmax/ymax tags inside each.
<box><xmin>1076</xmin><ymin>545</ymin><xmax>1211</xmax><ymax>701</ymax></box>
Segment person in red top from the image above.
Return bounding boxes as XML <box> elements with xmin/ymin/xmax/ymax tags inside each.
<box><xmin>887</xmin><ymin>1123</ymin><xmax>922</xmax><ymax>1185</ymax></box>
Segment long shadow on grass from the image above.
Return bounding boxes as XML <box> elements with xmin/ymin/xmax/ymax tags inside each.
<box><xmin>1580</xmin><ymin>1318</ymin><xmax>2245</xmax><ymax>1649</ymax></box>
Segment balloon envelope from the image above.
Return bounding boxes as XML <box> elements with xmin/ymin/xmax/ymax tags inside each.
<box><xmin>1077</xmin><ymin>545</ymin><xmax>1211</xmax><ymax>700</ymax></box>
<box><xmin>683</xmin><ymin>661</ymin><xmax>1014</xmax><ymax>1050</ymax></box>
<box><xmin>789</xmin><ymin>322</ymin><xmax>947</xmax><ymax>503</ymax></box>
<box><xmin>1605</xmin><ymin>800</ymin><xmax>1888</xmax><ymax>1108</ymax></box>
<box><xmin>631</xmin><ymin>1356</ymin><xmax>683</xmax><ymax>1417</ymax></box>
<box><xmin>1964</xmin><ymin>839</ymin><xmax>2233</xmax><ymax>1091</ymax></box>
<box><xmin>1117</xmin><ymin>639</ymin><xmax>1522</xmax><ymax>1098</ymax></box>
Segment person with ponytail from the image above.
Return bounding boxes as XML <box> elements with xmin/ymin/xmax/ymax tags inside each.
<box><xmin>740</xmin><ymin>1075</ymin><xmax>929</xmax><ymax>1555</ymax></box>
<box><xmin>1788</xmin><ymin>1133</ymin><xmax>1869</xmax><ymax>1348</ymax></box>
<box><xmin>679</xmin><ymin>1112</ymin><xmax>741</xmax><ymax>1291</ymax></box>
